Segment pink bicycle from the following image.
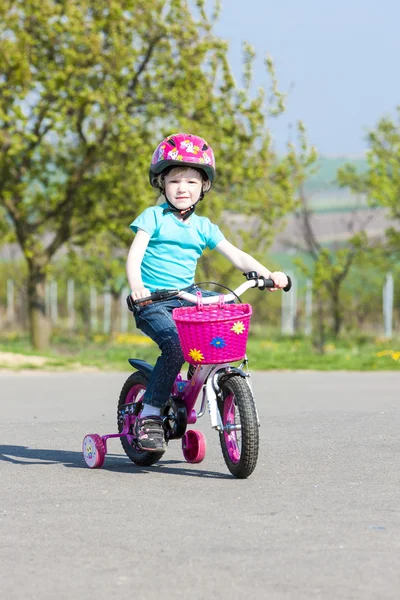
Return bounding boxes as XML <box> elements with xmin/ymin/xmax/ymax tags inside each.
<box><xmin>82</xmin><ymin>272</ymin><xmax>291</xmax><ymax>479</ymax></box>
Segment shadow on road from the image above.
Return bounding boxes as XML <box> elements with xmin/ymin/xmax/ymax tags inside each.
<box><xmin>0</xmin><ymin>444</ymin><xmax>232</xmax><ymax>479</ymax></box>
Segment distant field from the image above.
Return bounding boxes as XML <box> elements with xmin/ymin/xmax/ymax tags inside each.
<box><xmin>302</xmin><ymin>155</ymin><xmax>368</xmax><ymax>212</ymax></box>
<box><xmin>305</xmin><ymin>155</ymin><xmax>367</xmax><ymax>194</ymax></box>
<box><xmin>304</xmin><ymin>189</ymin><xmax>369</xmax><ymax>213</ymax></box>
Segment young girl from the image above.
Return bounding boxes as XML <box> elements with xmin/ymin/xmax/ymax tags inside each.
<box><xmin>126</xmin><ymin>132</ymin><xmax>288</xmax><ymax>452</ymax></box>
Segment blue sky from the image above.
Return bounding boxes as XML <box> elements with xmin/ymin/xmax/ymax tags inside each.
<box><xmin>213</xmin><ymin>0</ymin><xmax>400</xmax><ymax>156</ymax></box>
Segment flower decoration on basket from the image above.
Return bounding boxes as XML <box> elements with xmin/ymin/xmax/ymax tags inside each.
<box><xmin>210</xmin><ymin>337</ymin><xmax>227</xmax><ymax>349</ymax></box>
<box><xmin>189</xmin><ymin>348</ymin><xmax>205</xmax><ymax>362</ymax></box>
<box><xmin>231</xmin><ymin>321</ymin><xmax>245</xmax><ymax>335</ymax></box>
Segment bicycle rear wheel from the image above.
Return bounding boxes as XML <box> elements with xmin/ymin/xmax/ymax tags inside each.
<box><xmin>218</xmin><ymin>375</ymin><xmax>259</xmax><ymax>478</ymax></box>
<box><xmin>118</xmin><ymin>372</ymin><xmax>165</xmax><ymax>466</ymax></box>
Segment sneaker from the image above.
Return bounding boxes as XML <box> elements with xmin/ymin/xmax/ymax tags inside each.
<box><xmin>135</xmin><ymin>415</ymin><xmax>166</xmax><ymax>452</ymax></box>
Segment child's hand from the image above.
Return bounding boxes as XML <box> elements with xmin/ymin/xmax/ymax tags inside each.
<box><xmin>268</xmin><ymin>271</ymin><xmax>288</xmax><ymax>291</ymax></box>
<box><xmin>130</xmin><ymin>287</ymin><xmax>151</xmax><ymax>302</ymax></box>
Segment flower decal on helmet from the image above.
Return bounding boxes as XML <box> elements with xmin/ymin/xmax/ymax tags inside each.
<box><xmin>199</xmin><ymin>152</ymin><xmax>211</xmax><ymax>165</ymax></box>
<box><xmin>158</xmin><ymin>145</ymin><xmax>166</xmax><ymax>160</ymax></box>
<box><xmin>167</xmin><ymin>149</ymin><xmax>182</xmax><ymax>160</ymax></box>
<box><xmin>181</xmin><ymin>140</ymin><xmax>200</xmax><ymax>154</ymax></box>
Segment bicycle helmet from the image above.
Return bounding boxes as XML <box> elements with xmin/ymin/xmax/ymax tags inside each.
<box><xmin>149</xmin><ymin>132</ymin><xmax>216</xmax><ymax>188</ymax></box>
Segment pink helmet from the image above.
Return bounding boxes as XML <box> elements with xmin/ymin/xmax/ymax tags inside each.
<box><xmin>149</xmin><ymin>132</ymin><xmax>216</xmax><ymax>188</ymax></box>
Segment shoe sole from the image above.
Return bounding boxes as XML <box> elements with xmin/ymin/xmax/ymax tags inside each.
<box><xmin>136</xmin><ymin>440</ymin><xmax>167</xmax><ymax>452</ymax></box>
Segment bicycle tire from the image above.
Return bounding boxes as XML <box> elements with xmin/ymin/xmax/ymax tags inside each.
<box><xmin>218</xmin><ymin>375</ymin><xmax>259</xmax><ymax>478</ymax></box>
<box><xmin>118</xmin><ymin>372</ymin><xmax>165</xmax><ymax>466</ymax></box>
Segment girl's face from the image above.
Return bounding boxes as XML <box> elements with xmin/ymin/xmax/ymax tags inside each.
<box><xmin>164</xmin><ymin>168</ymin><xmax>203</xmax><ymax>210</ymax></box>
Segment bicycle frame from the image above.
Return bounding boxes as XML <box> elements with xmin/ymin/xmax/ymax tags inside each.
<box><xmin>172</xmin><ymin>360</ymin><xmax>255</xmax><ymax>432</ymax></box>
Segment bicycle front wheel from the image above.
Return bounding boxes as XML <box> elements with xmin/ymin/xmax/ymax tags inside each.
<box><xmin>218</xmin><ymin>375</ymin><xmax>259</xmax><ymax>479</ymax></box>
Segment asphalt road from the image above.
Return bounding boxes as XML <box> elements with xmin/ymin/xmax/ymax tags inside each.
<box><xmin>1</xmin><ymin>370</ymin><xmax>399</xmax><ymax>600</ymax></box>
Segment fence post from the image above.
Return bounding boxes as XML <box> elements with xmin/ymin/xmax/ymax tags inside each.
<box><xmin>67</xmin><ymin>279</ymin><xmax>75</xmax><ymax>331</ymax></box>
<box><xmin>103</xmin><ymin>291</ymin><xmax>111</xmax><ymax>334</ymax></box>
<box><xmin>383</xmin><ymin>272</ymin><xmax>393</xmax><ymax>338</ymax></box>
<box><xmin>90</xmin><ymin>286</ymin><xmax>98</xmax><ymax>332</ymax></box>
<box><xmin>7</xmin><ymin>279</ymin><xmax>15</xmax><ymax>323</ymax></box>
<box><xmin>120</xmin><ymin>287</ymin><xmax>129</xmax><ymax>333</ymax></box>
<box><xmin>281</xmin><ymin>273</ymin><xmax>297</xmax><ymax>335</ymax></box>
<box><xmin>304</xmin><ymin>279</ymin><xmax>312</xmax><ymax>336</ymax></box>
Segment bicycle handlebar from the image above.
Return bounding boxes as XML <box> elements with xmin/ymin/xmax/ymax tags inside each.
<box><xmin>127</xmin><ymin>273</ymin><xmax>292</xmax><ymax>310</ymax></box>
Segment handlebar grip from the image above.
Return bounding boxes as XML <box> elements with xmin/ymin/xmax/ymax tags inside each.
<box><xmin>258</xmin><ymin>276</ymin><xmax>292</xmax><ymax>291</ymax></box>
<box><xmin>283</xmin><ymin>276</ymin><xmax>292</xmax><ymax>292</ymax></box>
<box><xmin>243</xmin><ymin>271</ymin><xmax>291</xmax><ymax>292</ymax></box>
<box><xmin>262</xmin><ymin>278</ymin><xmax>275</xmax><ymax>289</ymax></box>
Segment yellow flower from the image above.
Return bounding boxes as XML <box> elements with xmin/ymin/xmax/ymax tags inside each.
<box><xmin>189</xmin><ymin>348</ymin><xmax>204</xmax><ymax>362</ymax></box>
<box><xmin>114</xmin><ymin>333</ymin><xmax>153</xmax><ymax>346</ymax></box>
<box><xmin>93</xmin><ymin>334</ymin><xmax>107</xmax><ymax>343</ymax></box>
<box><xmin>376</xmin><ymin>350</ymin><xmax>392</xmax><ymax>358</ymax></box>
<box><xmin>231</xmin><ymin>321</ymin><xmax>245</xmax><ymax>335</ymax></box>
<box><xmin>260</xmin><ymin>341</ymin><xmax>277</xmax><ymax>349</ymax></box>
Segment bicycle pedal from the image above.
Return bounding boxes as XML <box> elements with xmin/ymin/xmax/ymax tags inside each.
<box><xmin>118</xmin><ymin>402</ymin><xmax>142</xmax><ymax>423</ymax></box>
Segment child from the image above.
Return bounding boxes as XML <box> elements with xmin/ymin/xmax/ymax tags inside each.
<box><xmin>126</xmin><ymin>133</ymin><xmax>288</xmax><ymax>451</ymax></box>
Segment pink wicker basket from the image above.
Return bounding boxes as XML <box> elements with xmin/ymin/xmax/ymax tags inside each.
<box><xmin>172</xmin><ymin>294</ymin><xmax>252</xmax><ymax>365</ymax></box>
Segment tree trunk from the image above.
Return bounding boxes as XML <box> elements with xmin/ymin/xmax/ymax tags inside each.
<box><xmin>313</xmin><ymin>291</ymin><xmax>325</xmax><ymax>355</ymax></box>
<box><xmin>27</xmin><ymin>263</ymin><xmax>51</xmax><ymax>350</ymax></box>
<box><xmin>331</xmin><ymin>290</ymin><xmax>342</xmax><ymax>338</ymax></box>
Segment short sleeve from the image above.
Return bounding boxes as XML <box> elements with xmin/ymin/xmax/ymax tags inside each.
<box><xmin>204</xmin><ymin>219</ymin><xmax>225</xmax><ymax>250</ymax></box>
<box><xmin>130</xmin><ymin>207</ymin><xmax>158</xmax><ymax>236</ymax></box>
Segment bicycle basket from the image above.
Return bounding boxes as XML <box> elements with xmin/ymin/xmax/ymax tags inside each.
<box><xmin>172</xmin><ymin>297</ymin><xmax>252</xmax><ymax>365</ymax></box>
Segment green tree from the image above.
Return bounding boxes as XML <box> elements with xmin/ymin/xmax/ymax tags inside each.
<box><xmin>341</xmin><ymin>246</ymin><xmax>399</xmax><ymax>332</ymax></box>
<box><xmin>65</xmin><ymin>230</ymin><xmax>128</xmax><ymax>336</ymax></box>
<box><xmin>0</xmin><ymin>0</ymin><xmax>314</xmax><ymax>349</ymax></box>
<box><xmin>338</xmin><ymin>107</ymin><xmax>400</xmax><ymax>245</ymax></box>
<box><xmin>293</xmin><ymin>187</ymin><xmax>368</xmax><ymax>349</ymax></box>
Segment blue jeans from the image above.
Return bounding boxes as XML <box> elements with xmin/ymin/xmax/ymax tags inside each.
<box><xmin>132</xmin><ymin>285</ymin><xmax>218</xmax><ymax>409</ymax></box>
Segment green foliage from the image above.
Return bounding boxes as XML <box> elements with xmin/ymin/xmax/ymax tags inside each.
<box><xmin>293</xmin><ymin>184</ymin><xmax>369</xmax><ymax>340</ymax></box>
<box><xmin>338</xmin><ymin>106</ymin><xmax>400</xmax><ymax>220</ymax></box>
<box><xmin>0</xmin><ymin>0</ymin><xmax>314</xmax><ymax>259</ymax></box>
<box><xmin>341</xmin><ymin>246</ymin><xmax>400</xmax><ymax>330</ymax></box>
<box><xmin>0</xmin><ymin>0</ymin><xmax>316</xmax><ymax>347</ymax></box>
<box><xmin>65</xmin><ymin>230</ymin><xmax>127</xmax><ymax>294</ymax></box>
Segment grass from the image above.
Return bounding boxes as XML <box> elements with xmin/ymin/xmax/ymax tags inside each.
<box><xmin>0</xmin><ymin>331</ymin><xmax>399</xmax><ymax>371</ymax></box>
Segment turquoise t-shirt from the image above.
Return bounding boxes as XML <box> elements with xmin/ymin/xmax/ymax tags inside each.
<box><xmin>130</xmin><ymin>203</ymin><xmax>225</xmax><ymax>291</ymax></box>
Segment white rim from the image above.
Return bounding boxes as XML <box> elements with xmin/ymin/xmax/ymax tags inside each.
<box><xmin>83</xmin><ymin>435</ymin><xmax>99</xmax><ymax>468</ymax></box>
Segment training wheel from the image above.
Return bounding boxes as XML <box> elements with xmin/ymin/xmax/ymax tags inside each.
<box><xmin>82</xmin><ymin>434</ymin><xmax>106</xmax><ymax>469</ymax></box>
<box><xmin>182</xmin><ymin>430</ymin><xmax>206</xmax><ymax>463</ymax></box>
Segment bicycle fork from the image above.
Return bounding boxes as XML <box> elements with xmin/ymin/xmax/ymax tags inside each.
<box><xmin>201</xmin><ymin>365</ymin><xmax>259</xmax><ymax>432</ymax></box>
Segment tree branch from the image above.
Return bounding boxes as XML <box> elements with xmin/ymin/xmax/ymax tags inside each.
<box><xmin>128</xmin><ymin>35</ymin><xmax>165</xmax><ymax>95</ymax></box>
<box><xmin>44</xmin><ymin>123</ymin><xmax>109</xmax><ymax>259</ymax></box>
<box><xmin>296</xmin><ymin>185</ymin><xmax>322</xmax><ymax>259</ymax></box>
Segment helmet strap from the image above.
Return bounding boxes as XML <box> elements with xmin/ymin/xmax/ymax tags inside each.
<box><xmin>162</xmin><ymin>191</ymin><xmax>204</xmax><ymax>221</ymax></box>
